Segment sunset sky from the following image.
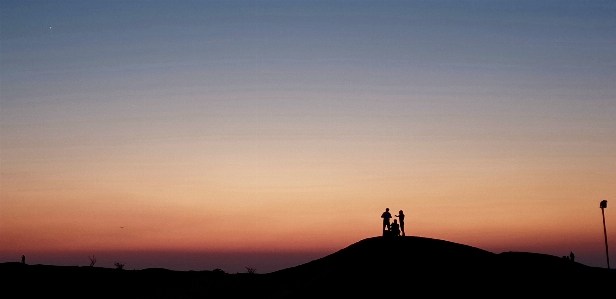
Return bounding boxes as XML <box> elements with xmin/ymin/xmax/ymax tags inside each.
<box><xmin>1</xmin><ymin>1</ymin><xmax>615</xmax><ymax>273</ymax></box>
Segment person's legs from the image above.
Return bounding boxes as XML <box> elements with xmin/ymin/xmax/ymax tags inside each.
<box><xmin>400</xmin><ymin>222</ymin><xmax>405</xmax><ymax>236</ymax></box>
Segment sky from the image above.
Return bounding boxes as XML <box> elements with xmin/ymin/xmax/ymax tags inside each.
<box><xmin>1</xmin><ymin>0</ymin><xmax>615</xmax><ymax>273</ymax></box>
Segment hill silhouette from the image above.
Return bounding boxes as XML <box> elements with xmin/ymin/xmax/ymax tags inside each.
<box><xmin>3</xmin><ymin>236</ymin><xmax>614</xmax><ymax>298</ymax></box>
<box><xmin>270</xmin><ymin>236</ymin><xmax>613</xmax><ymax>297</ymax></box>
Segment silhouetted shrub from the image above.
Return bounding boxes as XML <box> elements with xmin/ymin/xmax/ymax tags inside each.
<box><xmin>88</xmin><ymin>255</ymin><xmax>97</xmax><ymax>267</ymax></box>
<box><xmin>213</xmin><ymin>268</ymin><xmax>226</xmax><ymax>275</ymax></box>
<box><xmin>114</xmin><ymin>262</ymin><xmax>125</xmax><ymax>270</ymax></box>
<box><xmin>246</xmin><ymin>267</ymin><xmax>256</xmax><ymax>274</ymax></box>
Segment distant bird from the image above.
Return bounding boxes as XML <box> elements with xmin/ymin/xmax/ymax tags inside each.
<box><xmin>120</xmin><ymin>227</ymin><xmax>124</xmax><ymax>228</ymax></box>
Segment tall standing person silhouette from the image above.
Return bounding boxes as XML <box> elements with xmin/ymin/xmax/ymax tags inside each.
<box><xmin>395</xmin><ymin>210</ymin><xmax>405</xmax><ymax>236</ymax></box>
<box><xmin>381</xmin><ymin>208</ymin><xmax>392</xmax><ymax>235</ymax></box>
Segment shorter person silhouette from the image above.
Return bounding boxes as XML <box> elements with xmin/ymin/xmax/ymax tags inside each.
<box><xmin>21</xmin><ymin>255</ymin><xmax>25</xmax><ymax>264</ymax></box>
<box><xmin>390</xmin><ymin>219</ymin><xmax>401</xmax><ymax>236</ymax></box>
<box><xmin>569</xmin><ymin>252</ymin><xmax>575</xmax><ymax>262</ymax></box>
<box><xmin>395</xmin><ymin>210</ymin><xmax>405</xmax><ymax>236</ymax></box>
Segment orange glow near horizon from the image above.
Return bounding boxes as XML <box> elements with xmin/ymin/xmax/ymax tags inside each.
<box><xmin>3</xmin><ymin>143</ymin><xmax>615</xmax><ymax>259</ymax></box>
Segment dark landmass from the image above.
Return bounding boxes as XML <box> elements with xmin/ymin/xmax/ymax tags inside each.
<box><xmin>3</xmin><ymin>236</ymin><xmax>614</xmax><ymax>298</ymax></box>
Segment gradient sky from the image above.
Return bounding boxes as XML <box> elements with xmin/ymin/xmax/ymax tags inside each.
<box><xmin>1</xmin><ymin>1</ymin><xmax>615</xmax><ymax>272</ymax></box>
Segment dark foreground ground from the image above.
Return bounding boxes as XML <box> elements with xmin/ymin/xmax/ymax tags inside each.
<box><xmin>3</xmin><ymin>236</ymin><xmax>614</xmax><ymax>298</ymax></box>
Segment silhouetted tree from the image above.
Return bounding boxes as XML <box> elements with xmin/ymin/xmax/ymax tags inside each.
<box><xmin>114</xmin><ymin>262</ymin><xmax>125</xmax><ymax>270</ymax></box>
<box><xmin>246</xmin><ymin>267</ymin><xmax>257</xmax><ymax>274</ymax></box>
<box><xmin>88</xmin><ymin>255</ymin><xmax>97</xmax><ymax>267</ymax></box>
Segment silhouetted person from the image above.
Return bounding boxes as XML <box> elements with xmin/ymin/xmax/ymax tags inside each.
<box><xmin>381</xmin><ymin>208</ymin><xmax>392</xmax><ymax>235</ymax></box>
<box><xmin>395</xmin><ymin>210</ymin><xmax>405</xmax><ymax>236</ymax></box>
<box><xmin>569</xmin><ymin>252</ymin><xmax>575</xmax><ymax>262</ymax></box>
<box><xmin>390</xmin><ymin>219</ymin><xmax>400</xmax><ymax>236</ymax></box>
<box><xmin>21</xmin><ymin>255</ymin><xmax>25</xmax><ymax>264</ymax></box>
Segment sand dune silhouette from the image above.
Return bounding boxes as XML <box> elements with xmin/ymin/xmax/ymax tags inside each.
<box><xmin>271</xmin><ymin>236</ymin><xmax>612</xmax><ymax>297</ymax></box>
<box><xmin>3</xmin><ymin>236</ymin><xmax>613</xmax><ymax>298</ymax></box>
